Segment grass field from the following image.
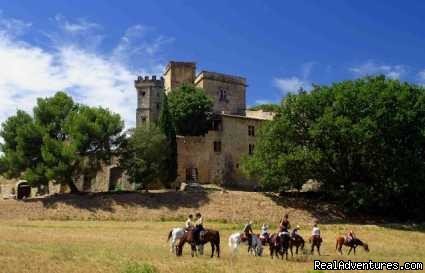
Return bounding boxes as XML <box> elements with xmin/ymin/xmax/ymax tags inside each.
<box><xmin>0</xmin><ymin>220</ymin><xmax>424</xmax><ymax>273</ymax></box>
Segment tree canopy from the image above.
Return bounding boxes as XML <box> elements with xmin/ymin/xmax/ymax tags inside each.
<box><xmin>248</xmin><ymin>103</ymin><xmax>280</xmax><ymax>112</ymax></box>
<box><xmin>158</xmin><ymin>94</ymin><xmax>177</xmax><ymax>187</ymax></box>
<box><xmin>168</xmin><ymin>84</ymin><xmax>213</xmax><ymax>136</ymax></box>
<box><xmin>243</xmin><ymin>76</ymin><xmax>425</xmax><ymax>220</ymax></box>
<box><xmin>118</xmin><ymin>125</ymin><xmax>168</xmax><ymax>190</ymax></box>
<box><xmin>0</xmin><ymin>92</ymin><xmax>124</xmax><ymax>192</ymax></box>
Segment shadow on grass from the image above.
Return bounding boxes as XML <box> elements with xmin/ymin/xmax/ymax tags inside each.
<box><xmin>23</xmin><ymin>191</ymin><xmax>211</xmax><ymax>213</ymax></box>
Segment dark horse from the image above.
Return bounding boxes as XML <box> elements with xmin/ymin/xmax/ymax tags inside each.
<box><xmin>290</xmin><ymin>235</ymin><xmax>305</xmax><ymax>255</ymax></box>
<box><xmin>176</xmin><ymin>229</ymin><xmax>220</xmax><ymax>258</ymax></box>
<box><xmin>309</xmin><ymin>235</ymin><xmax>322</xmax><ymax>255</ymax></box>
<box><xmin>336</xmin><ymin>236</ymin><xmax>369</xmax><ymax>255</ymax></box>
<box><xmin>269</xmin><ymin>233</ymin><xmax>291</xmax><ymax>259</ymax></box>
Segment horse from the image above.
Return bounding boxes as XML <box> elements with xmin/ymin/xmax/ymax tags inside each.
<box><xmin>309</xmin><ymin>235</ymin><xmax>322</xmax><ymax>255</ymax></box>
<box><xmin>228</xmin><ymin>233</ymin><xmax>263</xmax><ymax>256</ymax></box>
<box><xmin>167</xmin><ymin>228</ymin><xmax>185</xmax><ymax>253</ymax></box>
<box><xmin>258</xmin><ymin>233</ymin><xmax>271</xmax><ymax>246</ymax></box>
<box><xmin>290</xmin><ymin>235</ymin><xmax>305</xmax><ymax>255</ymax></box>
<box><xmin>269</xmin><ymin>232</ymin><xmax>291</xmax><ymax>260</ymax></box>
<box><xmin>336</xmin><ymin>236</ymin><xmax>369</xmax><ymax>255</ymax></box>
<box><xmin>176</xmin><ymin>229</ymin><xmax>220</xmax><ymax>258</ymax></box>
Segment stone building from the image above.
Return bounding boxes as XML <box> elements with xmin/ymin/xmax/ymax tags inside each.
<box><xmin>136</xmin><ymin>61</ymin><xmax>274</xmax><ymax>189</ymax></box>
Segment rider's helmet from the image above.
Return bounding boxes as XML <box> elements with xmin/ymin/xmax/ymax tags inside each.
<box><xmin>284</xmin><ymin>213</ymin><xmax>289</xmax><ymax>219</ymax></box>
<box><xmin>196</xmin><ymin>212</ymin><xmax>201</xmax><ymax>217</ymax></box>
<box><xmin>188</xmin><ymin>214</ymin><xmax>193</xmax><ymax>219</ymax></box>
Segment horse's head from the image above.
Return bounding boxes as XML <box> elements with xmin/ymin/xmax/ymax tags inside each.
<box><xmin>363</xmin><ymin>243</ymin><xmax>369</xmax><ymax>252</ymax></box>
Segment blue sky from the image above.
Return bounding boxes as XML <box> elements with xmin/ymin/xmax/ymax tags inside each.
<box><xmin>1</xmin><ymin>0</ymin><xmax>425</xmax><ymax>127</ymax></box>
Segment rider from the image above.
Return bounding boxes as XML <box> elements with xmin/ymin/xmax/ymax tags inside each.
<box><xmin>279</xmin><ymin>213</ymin><xmax>291</xmax><ymax>232</ymax></box>
<box><xmin>185</xmin><ymin>214</ymin><xmax>194</xmax><ymax>231</ymax></box>
<box><xmin>311</xmin><ymin>223</ymin><xmax>321</xmax><ymax>239</ymax></box>
<box><xmin>346</xmin><ymin>230</ymin><xmax>356</xmax><ymax>243</ymax></box>
<box><xmin>243</xmin><ymin>220</ymin><xmax>254</xmax><ymax>250</ymax></box>
<box><xmin>193</xmin><ymin>212</ymin><xmax>204</xmax><ymax>244</ymax></box>
<box><xmin>291</xmin><ymin>225</ymin><xmax>301</xmax><ymax>239</ymax></box>
<box><xmin>260</xmin><ymin>223</ymin><xmax>269</xmax><ymax>239</ymax></box>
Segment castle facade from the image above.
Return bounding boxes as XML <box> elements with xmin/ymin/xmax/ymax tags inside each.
<box><xmin>135</xmin><ymin>61</ymin><xmax>273</xmax><ymax>188</ymax></box>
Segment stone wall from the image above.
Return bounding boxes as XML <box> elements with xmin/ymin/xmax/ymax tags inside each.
<box><xmin>163</xmin><ymin>61</ymin><xmax>196</xmax><ymax>93</ymax></box>
<box><xmin>176</xmin><ymin>114</ymin><xmax>266</xmax><ymax>189</ymax></box>
<box><xmin>195</xmin><ymin>71</ymin><xmax>246</xmax><ymax>115</ymax></box>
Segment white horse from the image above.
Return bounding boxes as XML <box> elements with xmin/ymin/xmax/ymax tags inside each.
<box><xmin>167</xmin><ymin>227</ymin><xmax>185</xmax><ymax>253</ymax></box>
<box><xmin>228</xmin><ymin>232</ymin><xmax>263</xmax><ymax>256</ymax></box>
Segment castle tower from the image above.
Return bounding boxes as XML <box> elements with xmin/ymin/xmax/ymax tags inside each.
<box><xmin>163</xmin><ymin>61</ymin><xmax>196</xmax><ymax>94</ymax></box>
<box><xmin>135</xmin><ymin>75</ymin><xmax>164</xmax><ymax>127</ymax></box>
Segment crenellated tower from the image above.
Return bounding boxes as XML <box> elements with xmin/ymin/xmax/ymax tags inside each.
<box><xmin>135</xmin><ymin>75</ymin><xmax>164</xmax><ymax>127</ymax></box>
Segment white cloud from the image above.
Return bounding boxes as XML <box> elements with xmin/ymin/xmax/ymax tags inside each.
<box><xmin>350</xmin><ymin>60</ymin><xmax>406</xmax><ymax>79</ymax></box>
<box><xmin>418</xmin><ymin>70</ymin><xmax>425</xmax><ymax>84</ymax></box>
<box><xmin>273</xmin><ymin>76</ymin><xmax>311</xmax><ymax>95</ymax></box>
<box><xmin>0</xmin><ymin>14</ymin><xmax>171</xmax><ymax>129</ymax></box>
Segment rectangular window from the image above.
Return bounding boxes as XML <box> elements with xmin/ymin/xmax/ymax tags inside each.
<box><xmin>210</xmin><ymin>119</ymin><xmax>222</xmax><ymax>131</ymax></box>
<box><xmin>213</xmin><ymin>141</ymin><xmax>222</xmax><ymax>153</ymax></box>
<box><xmin>248</xmin><ymin>144</ymin><xmax>255</xmax><ymax>155</ymax></box>
<box><xmin>248</xmin><ymin>125</ymin><xmax>255</xmax><ymax>136</ymax></box>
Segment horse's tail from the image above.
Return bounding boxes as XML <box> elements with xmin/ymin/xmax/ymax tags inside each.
<box><xmin>167</xmin><ymin>230</ymin><xmax>172</xmax><ymax>242</ymax></box>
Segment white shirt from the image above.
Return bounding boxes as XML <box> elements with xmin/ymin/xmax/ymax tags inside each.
<box><xmin>312</xmin><ymin>227</ymin><xmax>320</xmax><ymax>236</ymax></box>
<box><xmin>185</xmin><ymin>219</ymin><xmax>194</xmax><ymax>229</ymax></box>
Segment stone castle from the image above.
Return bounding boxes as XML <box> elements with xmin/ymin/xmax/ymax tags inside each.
<box><xmin>0</xmin><ymin>61</ymin><xmax>274</xmax><ymax>197</ymax></box>
<box><xmin>135</xmin><ymin>61</ymin><xmax>274</xmax><ymax>189</ymax></box>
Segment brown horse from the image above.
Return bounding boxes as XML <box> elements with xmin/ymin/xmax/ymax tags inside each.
<box><xmin>309</xmin><ymin>235</ymin><xmax>322</xmax><ymax>255</ymax></box>
<box><xmin>290</xmin><ymin>235</ymin><xmax>305</xmax><ymax>255</ymax></box>
<box><xmin>336</xmin><ymin>236</ymin><xmax>369</xmax><ymax>255</ymax></box>
<box><xmin>269</xmin><ymin>233</ymin><xmax>291</xmax><ymax>260</ymax></box>
<box><xmin>176</xmin><ymin>229</ymin><xmax>220</xmax><ymax>258</ymax></box>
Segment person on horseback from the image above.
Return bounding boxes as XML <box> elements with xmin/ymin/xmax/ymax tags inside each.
<box><xmin>260</xmin><ymin>223</ymin><xmax>269</xmax><ymax>239</ymax></box>
<box><xmin>291</xmin><ymin>225</ymin><xmax>301</xmax><ymax>239</ymax></box>
<box><xmin>243</xmin><ymin>220</ymin><xmax>254</xmax><ymax>250</ymax></box>
<box><xmin>279</xmin><ymin>213</ymin><xmax>290</xmax><ymax>233</ymax></box>
<box><xmin>346</xmin><ymin>230</ymin><xmax>356</xmax><ymax>243</ymax></box>
<box><xmin>185</xmin><ymin>214</ymin><xmax>194</xmax><ymax>231</ymax></box>
<box><xmin>311</xmin><ymin>223</ymin><xmax>321</xmax><ymax>238</ymax></box>
<box><xmin>193</xmin><ymin>212</ymin><xmax>204</xmax><ymax>244</ymax></box>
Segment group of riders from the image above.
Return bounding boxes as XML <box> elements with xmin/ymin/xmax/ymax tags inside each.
<box><xmin>182</xmin><ymin>212</ymin><xmax>357</xmax><ymax>252</ymax></box>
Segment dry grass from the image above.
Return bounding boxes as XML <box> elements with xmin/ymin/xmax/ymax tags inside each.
<box><xmin>0</xmin><ymin>220</ymin><xmax>424</xmax><ymax>273</ymax></box>
<box><xmin>0</xmin><ymin>191</ymin><xmax>345</xmax><ymax>224</ymax></box>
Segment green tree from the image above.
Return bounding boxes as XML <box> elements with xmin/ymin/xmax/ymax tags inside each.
<box><xmin>168</xmin><ymin>84</ymin><xmax>213</xmax><ymax>136</ymax></box>
<box><xmin>248</xmin><ymin>103</ymin><xmax>280</xmax><ymax>112</ymax></box>
<box><xmin>119</xmin><ymin>125</ymin><xmax>168</xmax><ymax>190</ymax></box>
<box><xmin>0</xmin><ymin>92</ymin><xmax>124</xmax><ymax>193</ymax></box>
<box><xmin>158</xmin><ymin>94</ymin><xmax>177</xmax><ymax>187</ymax></box>
<box><xmin>243</xmin><ymin>76</ymin><xmax>425</xmax><ymax>219</ymax></box>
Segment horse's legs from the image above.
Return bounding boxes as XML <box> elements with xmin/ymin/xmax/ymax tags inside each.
<box><xmin>317</xmin><ymin>245</ymin><xmax>321</xmax><ymax>256</ymax></box>
<box><xmin>216</xmin><ymin>242</ymin><xmax>220</xmax><ymax>258</ymax></box>
<box><xmin>210</xmin><ymin>242</ymin><xmax>214</xmax><ymax>258</ymax></box>
<box><xmin>311</xmin><ymin>243</ymin><xmax>314</xmax><ymax>254</ymax></box>
<box><xmin>353</xmin><ymin>247</ymin><xmax>356</xmax><ymax>256</ymax></box>
<box><xmin>347</xmin><ymin>247</ymin><xmax>352</xmax><ymax>255</ymax></box>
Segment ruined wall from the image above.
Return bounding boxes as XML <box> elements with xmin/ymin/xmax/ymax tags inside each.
<box><xmin>195</xmin><ymin>71</ymin><xmax>246</xmax><ymax>115</ymax></box>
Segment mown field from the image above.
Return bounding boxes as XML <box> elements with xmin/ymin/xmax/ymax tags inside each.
<box><xmin>0</xmin><ymin>220</ymin><xmax>424</xmax><ymax>273</ymax></box>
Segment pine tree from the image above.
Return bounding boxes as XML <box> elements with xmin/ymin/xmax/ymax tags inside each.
<box><xmin>158</xmin><ymin>93</ymin><xmax>177</xmax><ymax>187</ymax></box>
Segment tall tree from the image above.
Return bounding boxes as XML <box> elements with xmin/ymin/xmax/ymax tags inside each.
<box><xmin>119</xmin><ymin>125</ymin><xmax>168</xmax><ymax>190</ymax></box>
<box><xmin>158</xmin><ymin>94</ymin><xmax>177</xmax><ymax>187</ymax></box>
<box><xmin>168</xmin><ymin>84</ymin><xmax>213</xmax><ymax>136</ymax></box>
<box><xmin>243</xmin><ymin>76</ymin><xmax>425</xmax><ymax>220</ymax></box>
<box><xmin>0</xmin><ymin>92</ymin><xmax>124</xmax><ymax>193</ymax></box>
